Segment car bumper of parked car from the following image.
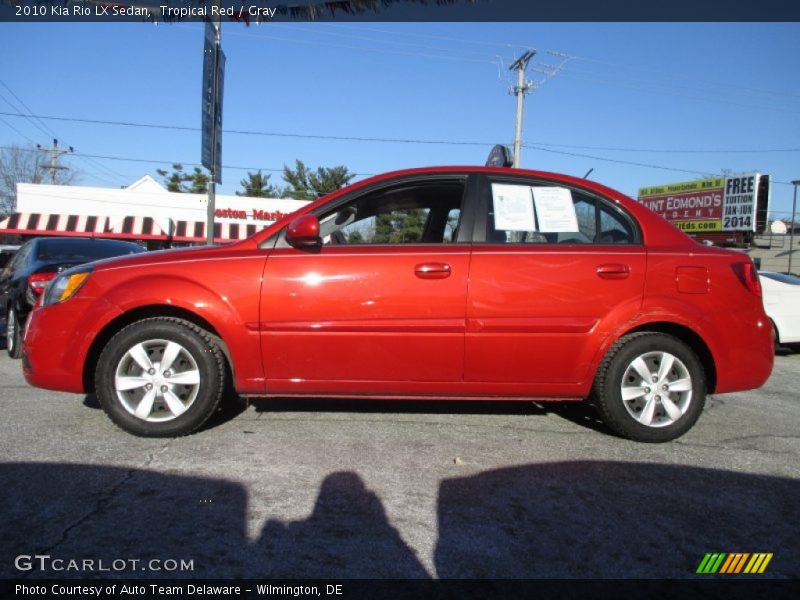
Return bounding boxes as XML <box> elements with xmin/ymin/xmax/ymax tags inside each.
<box><xmin>23</xmin><ymin>297</ymin><xmax>123</xmax><ymax>394</ymax></box>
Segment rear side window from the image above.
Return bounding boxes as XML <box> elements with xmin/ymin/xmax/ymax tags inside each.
<box><xmin>485</xmin><ymin>181</ymin><xmax>638</xmax><ymax>244</ymax></box>
<box><xmin>36</xmin><ymin>239</ymin><xmax>143</xmax><ymax>261</ymax></box>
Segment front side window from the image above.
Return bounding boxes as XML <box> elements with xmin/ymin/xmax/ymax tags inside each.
<box><xmin>485</xmin><ymin>181</ymin><xmax>637</xmax><ymax>245</ymax></box>
<box><xmin>316</xmin><ymin>179</ymin><xmax>465</xmax><ymax>246</ymax></box>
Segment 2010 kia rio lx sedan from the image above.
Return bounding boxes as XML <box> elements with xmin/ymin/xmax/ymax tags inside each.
<box><xmin>21</xmin><ymin>166</ymin><xmax>773</xmax><ymax>442</ymax></box>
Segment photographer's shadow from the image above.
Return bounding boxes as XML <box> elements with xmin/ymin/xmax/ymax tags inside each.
<box><xmin>252</xmin><ymin>472</ymin><xmax>429</xmax><ymax>578</ymax></box>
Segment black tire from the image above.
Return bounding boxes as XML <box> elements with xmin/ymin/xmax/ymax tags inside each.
<box><xmin>95</xmin><ymin>317</ymin><xmax>226</xmax><ymax>437</ymax></box>
<box><xmin>591</xmin><ymin>332</ymin><xmax>706</xmax><ymax>443</ymax></box>
<box><xmin>770</xmin><ymin>320</ymin><xmax>785</xmax><ymax>355</ymax></box>
<box><xmin>6</xmin><ymin>307</ymin><xmax>23</xmax><ymax>359</ymax></box>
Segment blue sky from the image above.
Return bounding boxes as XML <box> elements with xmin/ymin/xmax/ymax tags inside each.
<box><xmin>1</xmin><ymin>21</ymin><xmax>800</xmax><ymax>215</ymax></box>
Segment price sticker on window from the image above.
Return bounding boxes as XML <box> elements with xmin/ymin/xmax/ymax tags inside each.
<box><xmin>491</xmin><ymin>184</ymin><xmax>535</xmax><ymax>231</ymax></box>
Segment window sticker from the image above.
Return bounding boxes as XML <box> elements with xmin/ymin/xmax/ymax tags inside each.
<box><xmin>532</xmin><ymin>187</ymin><xmax>579</xmax><ymax>232</ymax></box>
<box><xmin>491</xmin><ymin>184</ymin><xmax>536</xmax><ymax>232</ymax></box>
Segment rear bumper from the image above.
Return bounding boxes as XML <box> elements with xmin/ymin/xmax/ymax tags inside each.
<box><xmin>22</xmin><ymin>297</ymin><xmax>122</xmax><ymax>394</ymax></box>
<box><xmin>712</xmin><ymin>309</ymin><xmax>774</xmax><ymax>394</ymax></box>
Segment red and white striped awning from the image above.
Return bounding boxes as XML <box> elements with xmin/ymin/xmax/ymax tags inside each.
<box><xmin>0</xmin><ymin>212</ymin><xmax>107</xmax><ymax>237</ymax></box>
<box><xmin>1</xmin><ymin>212</ymin><xmax>271</xmax><ymax>243</ymax></box>
<box><xmin>171</xmin><ymin>220</ymin><xmax>265</xmax><ymax>243</ymax></box>
<box><xmin>105</xmin><ymin>216</ymin><xmax>168</xmax><ymax>240</ymax></box>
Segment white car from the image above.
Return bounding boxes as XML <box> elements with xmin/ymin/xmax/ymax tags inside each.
<box><xmin>760</xmin><ymin>271</ymin><xmax>800</xmax><ymax>348</ymax></box>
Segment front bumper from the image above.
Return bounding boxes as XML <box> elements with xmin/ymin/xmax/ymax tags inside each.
<box><xmin>22</xmin><ymin>296</ymin><xmax>122</xmax><ymax>394</ymax></box>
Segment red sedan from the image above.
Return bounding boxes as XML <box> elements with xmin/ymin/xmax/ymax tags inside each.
<box><xmin>21</xmin><ymin>166</ymin><xmax>773</xmax><ymax>442</ymax></box>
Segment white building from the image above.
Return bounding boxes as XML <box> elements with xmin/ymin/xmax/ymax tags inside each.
<box><xmin>0</xmin><ymin>176</ymin><xmax>309</xmax><ymax>245</ymax></box>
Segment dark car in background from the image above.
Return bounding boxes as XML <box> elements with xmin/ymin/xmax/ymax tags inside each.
<box><xmin>0</xmin><ymin>245</ymin><xmax>20</xmax><ymax>270</ymax></box>
<box><xmin>1</xmin><ymin>237</ymin><xmax>145</xmax><ymax>358</ymax></box>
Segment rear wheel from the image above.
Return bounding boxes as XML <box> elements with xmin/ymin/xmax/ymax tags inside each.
<box><xmin>592</xmin><ymin>332</ymin><xmax>706</xmax><ymax>443</ymax></box>
<box><xmin>6</xmin><ymin>308</ymin><xmax>22</xmax><ymax>359</ymax></box>
<box><xmin>95</xmin><ymin>317</ymin><xmax>226</xmax><ymax>437</ymax></box>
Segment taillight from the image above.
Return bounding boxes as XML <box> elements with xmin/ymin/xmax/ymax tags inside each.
<box><xmin>28</xmin><ymin>272</ymin><xmax>57</xmax><ymax>295</ymax></box>
<box><xmin>733</xmin><ymin>260</ymin><xmax>762</xmax><ymax>297</ymax></box>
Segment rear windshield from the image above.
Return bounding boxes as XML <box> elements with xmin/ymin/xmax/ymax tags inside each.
<box><xmin>36</xmin><ymin>239</ymin><xmax>144</xmax><ymax>261</ymax></box>
<box><xmin>760</xmin><ymin>272</ymin><xmax>800</xmax><ymax>285</ymax></box>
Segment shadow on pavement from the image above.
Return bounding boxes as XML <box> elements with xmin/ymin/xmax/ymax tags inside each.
<box><xmin>435</xmin><ymin>462</ymin><xmax>799</xmax><ymax>578</ymax></box>
<box><xmin>250</xmin><ymin>396</ymin><xmax>615</xmax><ymax>436</ymax></box>
<box><xmin>254</xmin><ymin>472</ymin><xmax>429</xmax><ymax>578</ymax></box>
<box><xmin>0</xmin><ymin>462</ymin><xmax>797</xmax><ymax>579</ymax></box>
<box><xmin>250</xmin><ymin>396</ymin><xmax>545</xmax><ymax>416</ymax></box>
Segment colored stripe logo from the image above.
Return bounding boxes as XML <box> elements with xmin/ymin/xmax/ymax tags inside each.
<box><xmin>696</xmin><ymin>553</ymin><xmax>773</xmax><ymax>574</ymax></box>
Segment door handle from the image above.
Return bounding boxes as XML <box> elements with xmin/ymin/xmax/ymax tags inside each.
<box><xmin>414</xmin><ymin>263</ymin><xmax>451</xmax><ymax>279</ymax></box>
<box><xmin>596</xmin><ymin>263</ymin><xmax>630</xmax><ymax>279</ymax></box>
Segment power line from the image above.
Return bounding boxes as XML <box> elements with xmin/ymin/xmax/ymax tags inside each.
<box><xmin>217</xmin><ymin>27</ymin><xmax>499</xmax><ymax>65</ymax></box>
<box><xmin>3</xmin><ymin>143</ymin><xmax>796</xmax><ymax>189</ymax></box>
<box><xmin>0</xmin><ymin>145</ymin><xmax>377</xmax><ymax>177</ymax></box>
<box><xmin>524</xmin><ymin>143</ymin><xmax>797</xmax><ymax>187</ymax></box>
<box><xmin>522</xmin><ymin>142</ymin><xmax>800</xmax><ymax>154</ymax></box>
<box><xmin>267</xmin><ymin>23</ymin><xmax>496</xmax><ymax>60</ymax></box>
<box><xmin>568</xmin><ymin>53</ymin><xmax>800</xmax><ymax>102</ymax></box>
<box><xmin>0</xmin><ymin>80</ymin><xmax>128</xmax><ymax>182</ymax></box>
<box><xmin>327</xmin><ymin>24</ymin><xmax>530</xmax><ymax>51</ymax></box>
<box><xmin>550</xmin><ymin>68</ymin><xmax>800</xmax><ymax>115</ymax></box>
<box><xmin>0</xmin><ymin>110</ymin><xmax>493</xmax><ymax>145</ymax></box>
<box><xmin>315</xmin><ymin>25</ymin><xmax>800</xmax><ymax>102</ymax></box>
<box><xmin>2</xmin><ymin>110</ymin><xmax>798</xmax><ymax>155</ymax></box>
<box><xmin>0</xmin><ymin>92</ymin><xmax>54</xmax><ymax>141</ymax></box>
<box><xmin>0</xmin><ymin>116</ymin><xmax>37</xmax><ymax>145</ymax></box>
<box><xmin>328</xmin><ymin>25</ymin><xmax>800</xmax><ymax>102</ymax></box>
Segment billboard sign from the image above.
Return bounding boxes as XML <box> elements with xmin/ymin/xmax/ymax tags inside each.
<box><xmin>637</xmin><ymin>173</ymin><xmax>761</xmax><ymax>233</ymax></box>
<box><xmin>201</xmin><ymin>21</ymin><xmax>224</xmax><ymax>183</ymax></box>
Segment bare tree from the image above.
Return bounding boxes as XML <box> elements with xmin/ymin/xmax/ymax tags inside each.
<box><xmin>0</xmin><ymin>145</ymin><xmax>78</xmax><ymax>216</ymax></box>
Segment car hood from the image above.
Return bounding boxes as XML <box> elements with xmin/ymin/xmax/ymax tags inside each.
<box><xmin>90</xmin><ymin>241</ymin><xmax>252</xmax><ymax>272</ymax></box>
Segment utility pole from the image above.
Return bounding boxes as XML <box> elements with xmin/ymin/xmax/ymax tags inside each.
<box><xmin>206</xmin><ymin>18</ymin><xmax>221</xmax><ymax>246</ymax></box>
<box><xmin>36</xmin><ymin>139</ymin><xmax>73</xmax><ymax>183</ymax></box>
<box><xmin>505</xmin><ymin>49</ymin><xmax>573</xmax><ymax>168</ymax></box>
<box><xmin>790</xmin><ymin>180</ymin><xmax>799</xmax><ymax>274</ymax></box>
<box><xmin>202</xmin><ymin>0</ymin><xmax>225</xmax><ymax>246</ymax></box>
<box><xmin>509</xmin><ymin>49</ymin><xmax>535</xmax><ymax>168</ymax></box>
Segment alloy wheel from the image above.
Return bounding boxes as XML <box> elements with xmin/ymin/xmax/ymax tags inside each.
<box><xmin>619</xmin><ymin>351</ymin><xmax>693</xmax><ymax>428</ymax></box>
<box><xmin>114</xmin><ymin>338</ymin><xmax>201</xmax><ymax>422</ymax></box>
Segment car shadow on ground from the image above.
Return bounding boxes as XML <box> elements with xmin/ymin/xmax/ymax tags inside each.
<box><xmin>250</xmin><ymin>397</ymin><xmax>615</xmax><ymax>436</ymax></box>
<box><xmin>1</xmin><ymin>462</ymin><xmax>797</xmax><ymax>580</ymax></box>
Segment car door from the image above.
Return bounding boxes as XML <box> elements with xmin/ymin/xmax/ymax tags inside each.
<box><xmin>259</xmin><ymin>174</ymin><xmax>477</xmax><ymax>394</ymax></box>
<box><xmin>464</xmin><ymin>175</ymin><xmax>646</xmax><ymax>388</ymax></box>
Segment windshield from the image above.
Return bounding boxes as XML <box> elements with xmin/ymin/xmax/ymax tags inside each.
<box><xmin>760</xmin><ymin>272</ymin><xmax>800</xmax><ymax>285</ymax></box>
<box><xmin>36</xmin><ymin>239</ymin><xmax>144</xmax><ymax>262</ymax></box>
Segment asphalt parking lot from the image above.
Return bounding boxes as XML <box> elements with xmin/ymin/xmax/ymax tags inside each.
<box><xmin>0</xmin><ymin>342</ymin><xmax>798</xmax><ymax>580</ymax></box>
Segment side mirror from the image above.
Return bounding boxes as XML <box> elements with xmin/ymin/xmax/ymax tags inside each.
<box><xmin>285</xmin><ymin>214</ymin><xmax>321</xmax><ymax>249</ymax></box>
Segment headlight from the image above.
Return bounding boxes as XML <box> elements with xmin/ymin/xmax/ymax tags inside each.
<box><xmin>42</xmin><ymin>266</ymin><xmax>94</xmax><ymax>307</ymax></box>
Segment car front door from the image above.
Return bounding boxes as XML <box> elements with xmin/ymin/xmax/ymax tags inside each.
<box><xmin>260</xmin><ymin>174</ymin><xmax>476</xmax><ymax>395</ymax></box>
<box><xmin>464</xmin><ymin>175</ymin><xmax>646</xmax><ymax>391</ymax></box>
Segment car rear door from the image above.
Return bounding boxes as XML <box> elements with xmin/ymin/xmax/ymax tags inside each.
<box><xmin>464</xmin><ymin>174</ymin><xmax>646</xmax><ymax>388</ymax></box>
<box><xmin>259</xmin><ymin>174</ymin><xmax>478</xmax><ymax>395</ymax></box>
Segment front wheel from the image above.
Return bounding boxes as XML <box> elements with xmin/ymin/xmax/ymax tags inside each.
<box><xmin>6</xmin><ymin>308</ymin><xmax>23</xmax><ymax>359</ymax></box>
<box><xmin>591</xmin><ymin>332</ymin><xmax>706</xmax><ymax>443</ymax></box>
<box><xmin>95</xmin><ymin>317</ymin><xmax>226</xmax><ymax>437</ymax></box>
